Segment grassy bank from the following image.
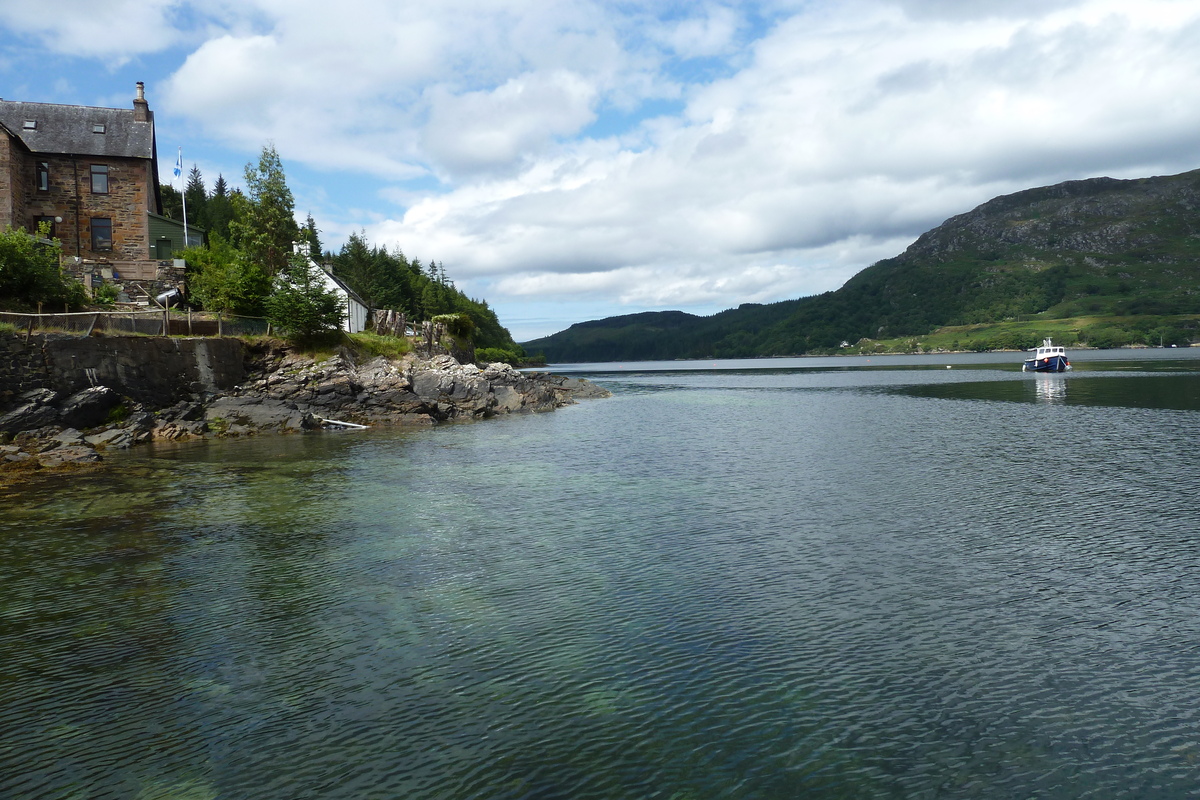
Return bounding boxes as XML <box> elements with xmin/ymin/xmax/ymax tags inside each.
<box><xmin>842</xmin><ymin>313</ymin><xmax>1200</xmax><ymax>354</ymax></box>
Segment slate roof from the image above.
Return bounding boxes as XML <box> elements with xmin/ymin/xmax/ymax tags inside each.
<box><xmin>0</xmin><ymin>99</ymin><xmax>154</xmax><ymax>159</ymax></box>
<box><xmin>319</xmin><ymin>262</ymin><xmax>369</xmax><ymax>309</ymax></box>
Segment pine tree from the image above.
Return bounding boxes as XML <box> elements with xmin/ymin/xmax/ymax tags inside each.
<box><xmin>265</xmin><ymin>254</ymin><xmax>345</xmax><ymax>341</ymax></box>
<box><xmin>185</xmin><ymin>165</ymin><xmax>208</xmax><ymax>233</ymax></box>
<box><xmin>205</xmin><ymin>174</ymin><xmax>235</xmax><ymax>240</ymax></box>
<box><xmin>230</xmin><ymin>144</ymin><xmax>299</xmax><ymax>276</ymax></box>
<box><xmin>301</xmin><ymin>213</ymin><xmax>322</xmax><ymax>260</ymax></box>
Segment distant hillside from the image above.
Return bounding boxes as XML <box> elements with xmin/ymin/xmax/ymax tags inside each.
<box><xmin>523</xmin><ymin>168</ymin><xmax>1200</xmax><ymax>362</ymax></box>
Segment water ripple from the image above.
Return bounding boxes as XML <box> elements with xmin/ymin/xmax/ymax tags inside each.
<box><xmin>4</xmin><ymin>369</ymin><xmax>1200</xmax><ymax>797</ymax></box>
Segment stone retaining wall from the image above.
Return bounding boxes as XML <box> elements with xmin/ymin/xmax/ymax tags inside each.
<box><xmin>1</xmin><ymin>333</ymin><xmax>245</xmax><ymax>410</ymax></box>
<box><xmin>0</xmin><ymin>335</ymin><xmax>53</xmax><ymax>407</ymax></box>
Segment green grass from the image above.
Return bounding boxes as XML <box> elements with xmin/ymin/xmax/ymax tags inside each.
<box><xmin>347</xmin><ymin>331</ymin><xmax>411</xmax><ymax>360</ymax></box>
<box><xmin>849</xmin><ymin>313</ymin><xmax>1200</xmax><ymax>353</ymax></box>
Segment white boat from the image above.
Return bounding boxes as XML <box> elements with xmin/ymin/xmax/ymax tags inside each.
<box><xmin>1022</xmin><ymin>338</ymin><xmax>1071</xmax><ymax>373</ymax></box>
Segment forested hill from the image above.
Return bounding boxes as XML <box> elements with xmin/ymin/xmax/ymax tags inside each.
<box><xmin>522</xmin><ymin>168</ymin><xmax>1200</xmax><ymax>362</ymax></box>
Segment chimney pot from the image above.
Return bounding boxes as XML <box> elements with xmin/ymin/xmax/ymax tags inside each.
<box><xmin>133</xmin><ymin>81</ymin><xmax>149</xmax><ymax>122</ymax></box>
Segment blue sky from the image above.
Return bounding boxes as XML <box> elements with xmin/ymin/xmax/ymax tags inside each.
<box><xmin>4</xmin><ymin>0</ymin><xmax>1200</xmax><ymax>340</ymax></box>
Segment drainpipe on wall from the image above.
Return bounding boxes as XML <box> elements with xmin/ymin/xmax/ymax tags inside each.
<box><xmin>72</xmin><ymin>157</ymin><xmax>81</xmax><ymax>260</ymax></box>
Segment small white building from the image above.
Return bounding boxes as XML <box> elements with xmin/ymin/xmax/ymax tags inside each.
<box><xmin>293</xmin><ymin>242</ymin><xmax>370</xmax><ymax>333</ymax></box>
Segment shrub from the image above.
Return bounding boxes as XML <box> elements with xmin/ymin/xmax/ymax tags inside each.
<box><xmin>347</xmin><ymin>331</ymin><xmax>410</xmax><ymax>360</ymax></box>
<box><xmin>431</xmin><ymin>313</ymin><xmax>475</xmax><ymax>339</ymax></box>
<box><xmin>92</xmin><ymin>283</ymin><xmax>119</xmax><ymax>306</ymax></box>
<box><xmin>265</xmin><ymin>255</ymin><xmax>345</xmax><ymax>343</ymax></box>
<box><xmin>0</xmin><ymin>226</ymin><xmax>86</xmax><ymax>309</ymax></box>
<box><xmin>476</xmin><ymin>347</ymin><xmax>522</xmax><ymax>366</ymax></box>
<box><xmin>182</xmin><ymin>238</ymin><xmax>271</xmax><ymax>315</ymax></box>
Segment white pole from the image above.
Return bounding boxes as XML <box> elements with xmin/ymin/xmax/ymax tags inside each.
<box><xmin>179</xmin><ymin>147</ymin><xmax>189</xmax><ymax>248</ymax></box>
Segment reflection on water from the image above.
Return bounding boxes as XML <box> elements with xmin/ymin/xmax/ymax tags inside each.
<box><xmin>3</xmin><ymin>360</ymin><xmax>1200</xmax><ymax>798</ymax></box>
<box><xmin>1033</xmin><ymin>374</ymin><xmax>1068</xmax><ymax>404</ymax></box>
<box><xmin>900</xmin><ymin>372</ymin><xmax>1200</xmax><ymax>411</ymax></box>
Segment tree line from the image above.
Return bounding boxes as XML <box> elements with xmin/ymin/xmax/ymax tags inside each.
<box><xmin>172</xmin><ymin>145</ymin><xmax>522</xmax><ymax>354</ymax></box>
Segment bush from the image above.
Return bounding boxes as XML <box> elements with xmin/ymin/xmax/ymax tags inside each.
<box><xmin>347</xmin><ymin>331</ymin><xmax>410</xmax><ymax>360</ymax></box>
<box><xmin>432</xmin><ymin>313</ymin><xmax>476</xmax><ymax>339</ymax></box>
<box><xmin>0</xmin><ymin>226</ymin><xmax>86</xmax><ymax>309</ymax></box>
<box><xmin>475</xmin><ymin>347</ymin><xmax>522</xmax><ymax>366</ymax></box>
<box><xmin>1082</xmin><ymin>325</ymin><xmax>1133</xmax><ymax>349</ymax></box>
<box><xmin>265</xmin><ymin>255</ymin><xmax>345</xmax><ymax>342</ymax></box>
<box><xmin>182</xmin><ymin>238</ymin><xmax>271</xmax><ymax>315</ymax></box>
<box><xmin>92</xmin><ymin>283</ymin><xmax>119</xmax><ymax>306</ymax></box>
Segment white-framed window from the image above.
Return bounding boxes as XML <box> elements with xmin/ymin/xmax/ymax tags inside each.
<box><xmin>90</xmin><ymin>164</ymin><xmax>109</xmax><ymax>194</ymax></box>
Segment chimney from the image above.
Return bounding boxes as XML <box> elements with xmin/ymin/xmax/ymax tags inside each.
<box><xmin>133</xmin><ymin>81</ymin><xmax>149</xmax><ymax>122</ymax></box>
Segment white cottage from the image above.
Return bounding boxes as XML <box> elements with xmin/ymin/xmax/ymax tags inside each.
<box><xmin>292</xmin><ymin>242</ymin><xmax>371</xmax><ymax>333</ymax></box>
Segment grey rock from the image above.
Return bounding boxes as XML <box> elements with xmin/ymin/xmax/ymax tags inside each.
<box><xmin>39</xmin><ymin>445</ymin><xmax>102</xmax><ymax>466</ymax></box>
<box><xmin>51</xmin><ymin>428</ymin><xmax>85</xmax><ymax>446</ymax></box>
<box><xmin>58</xmin><ymin>386</ymin><xmax>121</xmax><ymax>429</ymax></box>
<box><xmin>124</xmin><ymin>411</ymin><xmax>156</xmax><ymax>432</ymax></box>
<box><xmin>206</xmin><ymin>396</ymin><xmax>318</xmax><ymax>432</ymax></box>
<box><xmin>0</xmin><ymin>401</ymin><xmax>60</xmax><ymax>434</ymax></box>
<box><xmin>86</xmin><ymin>428</ymin><xmax>136</xmax><ymax>449</ymax></box>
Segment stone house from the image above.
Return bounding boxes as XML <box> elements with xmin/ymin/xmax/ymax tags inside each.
<box><xmin>0</xmin><ymin>83</ymin><xmax>187</xmax><ymax>298</ymax></box>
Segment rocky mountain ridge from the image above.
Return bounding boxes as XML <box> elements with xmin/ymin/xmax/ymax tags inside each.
<box><xmin>524</xmin><ymin>168</ymin><xmax>1200</xmax><ymax>361</ymax></box>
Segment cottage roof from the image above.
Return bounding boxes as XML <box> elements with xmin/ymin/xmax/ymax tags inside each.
<box><xmin>319</xmin><ymin>262</ymin><xmax>369</xmax><ymax>309</ymax></box>
<box><xmin>0</xmin><ymin>99</ymin><xmax>154</xmax><ymax>160</ymax></box>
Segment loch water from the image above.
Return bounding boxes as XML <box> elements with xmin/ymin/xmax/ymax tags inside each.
<box><xmin>4</xmin><ymin>350</ymin><xmax>1200</xmax><ymax>799</ymax></box>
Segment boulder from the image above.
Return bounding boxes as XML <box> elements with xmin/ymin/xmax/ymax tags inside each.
<box><xmin>40</xmin><ymin>445</ymin><xmax>103</xmax><ymax>466</ymax></box>
<box><xmin>58</xmin><ymin>386</ymin><xmax>121</xmax><ymax>429</ymax></box>
<box><xmin>0</xmin><ymin>389</ymin><xmax>60</xmax><ymax>434</ymax></box>
<box><xmin>205</xmin><ymin>396</ymin><xmax>318</xmax><ymax>432</ymax></box>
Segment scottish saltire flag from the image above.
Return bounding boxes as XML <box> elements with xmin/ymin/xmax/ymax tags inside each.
<box><xmin>173</xmin><ymin>148</ymin><xmax>183</xmax><ymax>179</ymax></box>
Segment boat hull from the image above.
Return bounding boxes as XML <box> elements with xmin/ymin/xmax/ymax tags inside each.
<box><xmin>1023</xmin><ymin>355</ymin><xmax>1070</xmax><ymax>373</ymax></box>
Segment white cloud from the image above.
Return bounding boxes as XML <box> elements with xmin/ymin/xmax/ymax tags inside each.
<box><xmin>0</xmin><ymin>0</ymin><xmax>182</xmax><ymax>60</ymax></box>
<box><xmin>17</xmin><ymin>0</ymin><xmax>1200</xmax><ymax>337</ymax></box>
<box><xmin>653</xmin><ymin>4</ymin><xmax>745</xmax><ymax>58</ymax></box>
<box><xmin>349</xmin><ymin>0</ymin><xmax>1200</xmax><ymax>336</ymax></box>
<box><xmin>422</xmin><ymin>71</ymin><xmax>599</xmax><ymax>175</ymax></box>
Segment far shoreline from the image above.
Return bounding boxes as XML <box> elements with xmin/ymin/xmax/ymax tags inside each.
<box><xmin>535</xmin><ymin>344</ymin><xmax>1200</xmax><ymax>372</ymax></box>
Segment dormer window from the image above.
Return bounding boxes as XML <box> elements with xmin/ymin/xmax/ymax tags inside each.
<box><xmin>23</xmin><ymin>120</ymin><xmax>36</xmax><ymax>130</ymax></box>
<box><xmin>92</xmin><ymin>123</ymin><xmax>106</xmax><ymax>134</ymax></box>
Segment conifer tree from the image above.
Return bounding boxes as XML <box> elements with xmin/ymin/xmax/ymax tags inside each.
<box><xmin>230</xmin><ymin>144</ymin><xmax>299</xmax><ymax>276</ymax></box>
<box><xmin>300</xmin><ymin>213</ymin><xmax>322</xmax><ymax>260</ymax></box>
<box><xmin>205</xmin><ymin>175</ymin><xmax>235</xmax><ymax>240</ymax></box>
<box><xmin>184</xmin><ymin>165</ymin><xmax>208</xmax><ymax>233</ymax></box>
<box><xmin>266</xmin><ymin>254</ymin><xmax>344</xmax><ymax>341</ymax></box>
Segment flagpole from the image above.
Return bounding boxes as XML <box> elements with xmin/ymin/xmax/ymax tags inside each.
<box><xmin>177</xmin><ymin>147</ymin><xmax>189</xmax><ymax>248</ymax></box>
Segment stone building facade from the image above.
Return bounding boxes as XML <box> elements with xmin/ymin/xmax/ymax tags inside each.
<box><xmin>0</xmin><ymin>83</ymin><xmax>179</xmax><ymax>291</ymax></box>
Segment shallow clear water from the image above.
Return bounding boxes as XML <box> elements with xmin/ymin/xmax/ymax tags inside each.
<box><xmin>4</xmin><ymin>352</ymin><xmax>1200</xmax><ymax>798</ymax></box>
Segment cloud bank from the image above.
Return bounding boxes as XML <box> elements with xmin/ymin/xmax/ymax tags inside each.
<box><xmin>5</xmin><ymin>0</ymin><xmax>1200</xmax><ymax>338</ymax></box>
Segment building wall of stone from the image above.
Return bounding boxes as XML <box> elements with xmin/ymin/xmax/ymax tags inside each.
<box><xmin>19</xmin><ymin>153</ymin><xmax>152</xmax><ymax>261</ymax></box>
<box><xmin>0</xmin><ymin>133</ymin><xmax>25</xmax><ymax>232</ymax></box>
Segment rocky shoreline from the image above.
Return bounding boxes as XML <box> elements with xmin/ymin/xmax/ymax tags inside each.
<box><xmin>0</xmin><ymin>339</ymin><xmax>609</xmax><ymax>482</ymax></box>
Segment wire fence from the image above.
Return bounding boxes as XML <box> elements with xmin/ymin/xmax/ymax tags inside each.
<box><xmin>0</xmin><ymin>310</ymin><xmax>269</xmax><ymax>338</ymax></box>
